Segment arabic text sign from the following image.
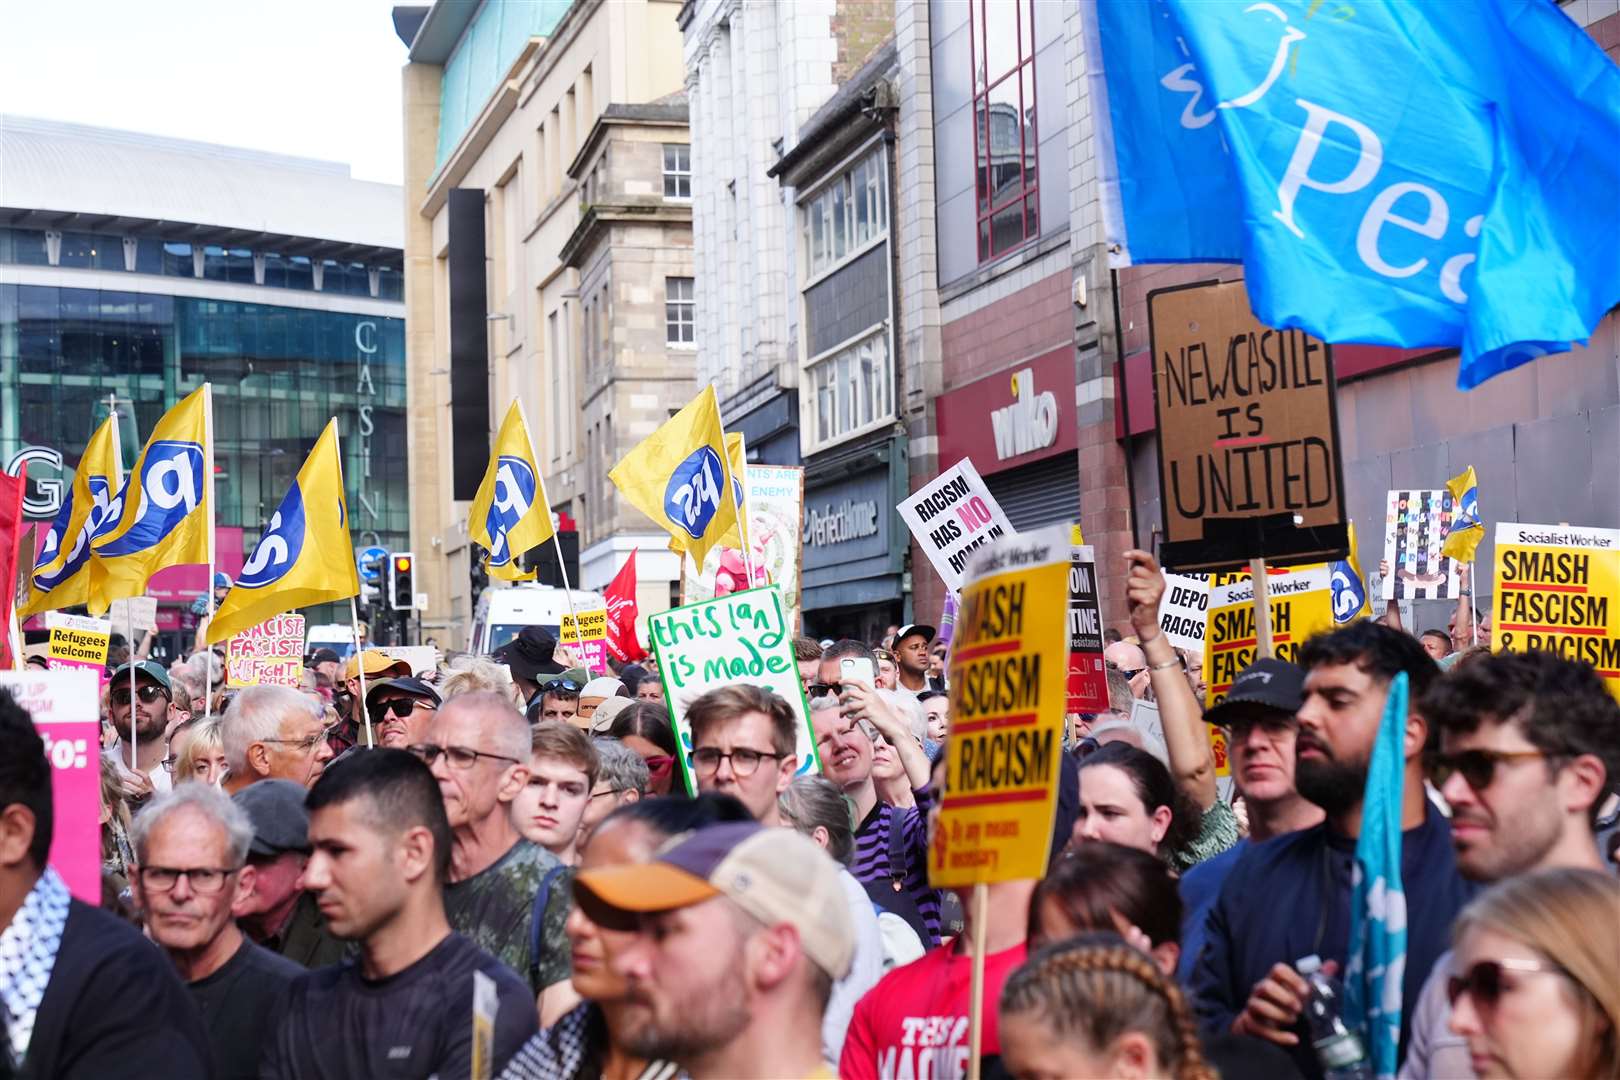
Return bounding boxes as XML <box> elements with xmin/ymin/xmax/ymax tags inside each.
<box><xmin>1149</xmin><ymin>281</ymin><xmax>1347</xmax><ymax>572</ymax></box>
<box><xmin>897</xmin><ymin>459</ymin><xmax>1014</xmax><ymax>592</ymax></box>
<box><xmin>932</xmin><ymin>526</ymin><xmax>1068</xmax><ymax>888</ymax></box>
<box><xmin>1067</xmin><ymin>544</ymin><xmax>1107</xmax><ymax>714</ymax></box>
<box><xmin>647</xmin><ymin>586</ymin><xmax>819</xmax><ymax>794</ymax></box>
<box><xmin>1204</xmin><ymin>565</ymin><xmax>1336</xmax><ymax>707</ymax></box>
<box><xmin>0</xmin><ymin>669</ymin><xmax>101</xmax><ymax>902</ymax></box>
<box><xmin>1492</xmin><ymin>523</ymin><xmax>1620</xmax><ymax>703</ymax></box>
<box><xmin>227</xmin><ymin>613</ymin><xmax>307</xmax><ymax>688</ymax></box>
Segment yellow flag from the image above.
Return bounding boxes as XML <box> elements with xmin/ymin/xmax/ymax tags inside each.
<box><xmin>206</xmin><ymin>419</ymin><xmax>360</xmax><ymax>644</ymax></box>
<box><xmin>89</xmin><ymin>385</ymin><xmax>212</xmax><ymax>614</ymax></box>
<box><xmin>609</xmin><ymin>385</ymin><xmax>738</xmax><ymax>571</ymax></box>
<box><xmin>1441</xmin><ymin>466</ymin><xmax>1483</xmax><ymax>563</ymax></box>
<box><xmin>21</xmin><ymin>416</ymin><xmax>122</xmax><ymax>616</ymax></box>
<box><xmin>671</xmin><ymin>432</ymin><xmax>750</xmax><ymax>555</ymax></box>
<box><xmin>1335</xmin><ymin>521</ymin><xmax>1375</xmax><ymax>623</ymax></box>
<box><xmin>469</xmin><ymin>401</ymin><xmax>557</xmax><ymax>581</ymax></box>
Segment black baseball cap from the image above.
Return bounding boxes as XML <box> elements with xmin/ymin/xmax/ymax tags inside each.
<box><xmin>232</xmin><ymin>779</ymin><xmax>312</xmax><ymax>857</ymax></box>
<box><xmin>306</xmin><ymin>647</ymin><xmax>341</xmax><ymax>666</ymax></box>
<box><xmin>1203</xmin><ymin>658</ymin><xmax>1305</xmax><ymax>727</ymax></box>
<box><xmin>894</xmin><ymin>624</ymin><xmax>936</xmax><ymax>646</ymax></box>
<box><xmin>364</xmin><ymin>676</ymin><xmax>442</xmax><ymax>709</ymax></box>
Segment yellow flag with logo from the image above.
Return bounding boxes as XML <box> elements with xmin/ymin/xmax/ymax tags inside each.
<box><xmin>469</xmin><ymin>401</ymin><xmax>556</xmax><ymax>581</ymax></box>
<box><xmin>205</xmin><ymin>419</ymin><xmax>360</xmax><ymax>644</ymax></box>
<box><xmin>610</xmin><ymin>385</ymin><xmax>738</xmax><ymax>571</ymax></box>
<box><xmin>89</xmin><ymin>385</ymin><xmax>212</xmax><ymax>615</ymax></box>
<box><xmin>21</xmin><ymin>416</ymin><xmax>122</xmax><ymax>616</ymax></box>
<box><xmin>1441</xmin><ymin>466</ymin><xmax>1484</xmax><ymax>563</ymax></box>
<box><xmin>669</xmin><ymin>432</ymin><xmax>750</xmax><ymax>556</ymax></box>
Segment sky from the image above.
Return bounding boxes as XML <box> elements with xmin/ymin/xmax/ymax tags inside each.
<box><xmin>0</xmin><ymin>0</ymin><xmax>414</xmax><ymax>185</ymax></box>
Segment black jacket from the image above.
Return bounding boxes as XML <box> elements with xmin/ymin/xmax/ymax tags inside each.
<box><xmin>19</xmin><ymin>900</ymin><xmax>209</xmax><ymax>1080</ymax></box>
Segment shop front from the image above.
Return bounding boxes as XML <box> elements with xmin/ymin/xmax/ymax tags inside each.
<box><xmin>798</xmin><ymin>433</ymin><xmax>908</xmax><ymax>642</ymax></box>
<box><xmin>935</xmin><ymin>345</ymin><xmax>1080</xmax><ymax>531</ymax></box>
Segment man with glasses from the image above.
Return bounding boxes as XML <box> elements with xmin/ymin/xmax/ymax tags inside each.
<box><xmin>107</xmin><ymin>660</ymin><xmax>173</xmax><ymax>796</ymax></box>
<box><xmin>363</xmin><ymin>675</ymin><xmax>441</xmax><ymax>749</ymax></box>
<box><xmin>410</xmin><ymin>691</ymin><xmax>572</xmax><ymax>997</ymax></box>
<box><xmin>220</xmin><ymin>685</ymin><xmax>335</xmax><ymax>794</ymax></box>
<box><xmin>578</xmin><ymin>739</ymin><xmax>648</xmax><ymax>849</ymax></box>
<box><xmin>1192</xmin><ymin>621</ymin><xmax>1473</xmax><ymax>1078</ymax></box>
<box><xmin>132</xmin><ymin>784</ymin><xmax>301</xmax><ymax>1078</ymax></box>
<box><xmin>687</xmin><ymin>684</ymin><xmax>800</xmax><ymax>826</ymax></box>
<box><xmin>1103</xmin><ymin>638</ymin><xmax>1152</xmax><ymax>699</ymax></box>
<box><xmin>1401</xmin><ymin>650</ymin><xmax>1620</xmax><ymax>1079</ymax></box>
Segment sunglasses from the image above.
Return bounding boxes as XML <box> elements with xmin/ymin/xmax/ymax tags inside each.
<box><xmin>368</xmin><ymin>697</ymin><xmax>435</xmax><ymax>721</ymax></box>
<box><xmin>1428</xmin><ymin>748</ymin><xmax>1548</xmax><ymax>791</ymax></box>
<box><xmin>541</xmin><ymin>679</ymin><xmax>582</xmax><ymax>693</ymax></box>
<box><xmin>110</xmin><ymin>685</ymin><xmax>168</xmax><ymax>706</ymax></box>
<box><xmin>809</xmin><ymin>682</ymin><xmax>854</xmax><ymax>699</ymax></box>
<box><xmin>643</xmin><ymin>754</ymin><xmax>675</xmax><ymax>781</ymax></box>
<box><xmin>1447</xmin><ymin>957</ymin><xmax>1565</xmax><ymax>1012</ymax></box>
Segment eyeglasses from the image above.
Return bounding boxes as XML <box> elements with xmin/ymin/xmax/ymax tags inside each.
<box><xmin>1428</xmin><ymin>748</ymin><xmax>1548</xmax><ymax>791</ymax></box>
<box><xmin>368</xmin><ymin>697</ymin><xmax>435</xmax><ymax>721</ymax></box>
<box><xmin>1447</xmin><ymin>958</ymin><xmax>1566</xmax><ymax>1012</ymax></box>
<box><xmin>262</xmin><ymin>726</ymin><xmax>339</xmax><ymax>754</ymax></box>
<box><xmin>541</xmin><ymin>679</ymin><xmax>582</xmax><ymax>693</ymax></box>
<box><xmin>138</xmin><ymin>865</ymin><xmax>241</xmax><ymax>893</ymax></box>
<box><xmin>690</xmin><ymin>747</ymin><xmax>786</xmax><ymax>777</ymax></box>
<box><xmin>160</xmin><ymin>755</ymin><xmax>178</xmax><ymax>774</ymax></box>
<box><xmin>110</xmin><ymin>684</ymin><xmax>169</xmax><ymax>707</ymax></box>
<box><xmin>408</xmin><ymin>743</ymin><xmax>520</xmax><ymax>770</ymax></box>
<box><xmin>589</xmin><ymin>786</ymin><xmax>626</xmax><ymax>800</ymax></box>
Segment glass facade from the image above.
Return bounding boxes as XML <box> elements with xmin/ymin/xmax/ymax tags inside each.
<box><xmin>0</xmin><ymin>283</ymin><xmax>409</xmax><ymax>596</ymax></box>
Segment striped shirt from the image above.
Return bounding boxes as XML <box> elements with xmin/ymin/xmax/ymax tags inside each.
<box><xmin>850</xmin><ymin>788</ymin><xmax>943</xmax><ymax>946</ymax></box>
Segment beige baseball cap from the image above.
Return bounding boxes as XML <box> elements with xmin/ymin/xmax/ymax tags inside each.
<box><xmin>574</xmin><ymin>821</ymin><xmax>855</xmax><ymax>980</ymax></box>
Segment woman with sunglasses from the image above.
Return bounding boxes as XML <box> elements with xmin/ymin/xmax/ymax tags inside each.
<box><xmin>607</xmin><ymin>702</ymin><xmax>681</xmax><ymax>797</ymax></box>
<box><xmin>1447</xmin><ymin>868</ymin><xmax>1619</xmax><ymax>1079</ymax></box>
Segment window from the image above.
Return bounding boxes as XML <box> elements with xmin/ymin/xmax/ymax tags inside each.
<box><xmin>664</xmin><ymin>277</ymin><xmax>694</xmax><ymax>345</ymax></box>
<box><xmin>0</xmin><ymin>228</ymin><xmax>49</xmax><ymax>266</ymax></box>
<box><xmin>663</xmin><ymin>144</ymin><xmax>691</xmax><ymax>199</ymax></box>
<box><xmin>57</xmin><ymin>232</ymin><xmax>125</xmax><ymax>271</ymax></box>
<box><xmin>807</xmin><ymin>329</ymin><xmax>891</xmax><ymax>447</ymax></box>
<box><xmin>970</xmin><ymin>0</ymin><xmax>1039</xmax><ymax>262</ymax></box>
<box><xmin>801</xmin><ymin>147</ymin><xmax>888</xmax><ymax>278</ymax></box>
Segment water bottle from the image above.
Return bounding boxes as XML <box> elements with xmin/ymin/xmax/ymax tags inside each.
<box><xmin>1296</xmin><ymin>954</ymin><xmax>1373</xmax><ymax>1080</ymax></box>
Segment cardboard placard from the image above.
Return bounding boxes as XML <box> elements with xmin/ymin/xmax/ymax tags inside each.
<box><xmin>931</xmin><ymin>526</ymin><xmax>1068</xmax><ymax>888</ymax></box>
<box><xmin>1491</xmin><ymin>523</ymin><xmax>1620</xmax><ymax>703</ymax></box>
<box><xmin>683</xmin><ymin>464</ymin><xmax>804</xmax><ymax>628</ymax></box>
<box><xmin>896</xmin><ymin>458</ymin><xmax>1015</xmax><ymax>592</ymax></box>
<box><xmin>1149</xmin><ymin>280</ymin><xmax>1347</xmax><ymax>572</ymax></box>
<box><xmin>1204</xmin><ymin>565</ymin><xmax>1336</xmax><ymax>706</ymax></box>
<box><xmin>227</xmin><ymin>613</ymin><xmax>306</xmax><ymax>688</ymax></box>
<box><xmin>1067</xmin><ymin>542</ymin><xmax>1108</xmax><ymax>714</ymax></box>
<box><xmin>647</xmin><ymin>586</ymin><xmax>819</xmax><ymax>794</ymax></box>
<box><xmin>1380</xmin><ymin>489</ymin><xmax>1463</xmax><ymax>600</ymax></box>
<box><xmin>108</xmin><ymin>596</ymin><xmax>160</xmax><ymax>634</ymax></box>
<box><xmin>46</xmin><ymin>612</ymin><xmax>110</xmax><ymax>688</ymax></box>
<box><xmin>1159</xmin><ymin>572</ymin><xmax>1211</xmax><ymax>653</ymax></box>
<box><xmin>375</xmin><ymin>645</ymin><xmax>438</xmax><ymax>676</ymax></box>
<box><xmin>0</xmin><ymin>668</ymin><xmax>102</xmax><ymax>902</ymax></box>
<box><xmin>558</xmin><ymin>608</ymin><xmax>608</xmax><ymax>674</ymax></box>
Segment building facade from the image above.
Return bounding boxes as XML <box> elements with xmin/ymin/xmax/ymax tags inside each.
<box><xmin>0</xmin><ymin>115</ymin><xmax>406</xmax><ymax>653</ymax></box>
<box><xmin>397</xmin><ymin>0</ymin><xmax>690</xmax><ymax>645</ymax></box>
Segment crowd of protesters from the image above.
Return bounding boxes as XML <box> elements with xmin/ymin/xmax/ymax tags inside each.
<box><xmin>3</xmin><ymin>548</ymin><xmax>1619</xmax><ymax>1080</ymax></box>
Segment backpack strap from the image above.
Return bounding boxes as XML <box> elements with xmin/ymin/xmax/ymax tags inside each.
<box><xmin>887</xmin><ymin>806</ymin><xmax>908</xmax><ymax>893</ymax></box>
<box><xmin>528</xmin><ymin>862</ymin><xmax>569</xmax><ymax>988</ymax></box>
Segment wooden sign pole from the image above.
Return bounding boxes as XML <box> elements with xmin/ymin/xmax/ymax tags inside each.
<box><xmin>1250</xmin><ymin>557</ymin><xmax>1275</xmax><ymax>659</ymax></box>
<box><xmin>966</xmin><ymin>882</ymin><xmax>989</xmax><ymax>1080</ymax></box>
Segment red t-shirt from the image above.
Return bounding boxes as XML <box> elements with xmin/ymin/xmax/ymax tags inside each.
<box><xmin>838</xmin><ymin>940</ymin><xmax>1029</xmax><ymax>1080</ymax></box>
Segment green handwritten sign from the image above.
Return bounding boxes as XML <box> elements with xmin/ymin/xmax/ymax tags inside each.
<box><xmin>648</xmin><ymin>585</ymin><xmax>820</xmax><ymax>795</ymax></box>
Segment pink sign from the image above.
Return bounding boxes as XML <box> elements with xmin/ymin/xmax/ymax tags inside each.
<box><xmin>0</xmin><ymin>669</ymin><xmax>102</xmax><ymax>903</ymax></box>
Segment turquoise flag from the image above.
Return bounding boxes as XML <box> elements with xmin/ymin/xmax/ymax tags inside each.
<box><xmin>1344</xmin><ymin>671</ymin><xmax>1409</xmax><ymax>1080</ymax></box>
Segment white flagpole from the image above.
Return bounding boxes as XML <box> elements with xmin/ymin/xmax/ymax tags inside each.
<box><xmin>102</xmin><ymin>394</ymin><xmax>138</xmax><ymax>769</ymax></box>
<box><xmin>515</xmin><ymin>399</ymin><xmax>590</xmax><ymax>674</ymax></box>
<box><xmin>331</xmin><ymin>420</ymin><xmax>372</xmax><ymax>747</ymax></box>
<box><xmin>202</xmin><ymin>384</ymin><xmax>217</xmax><ymax>719</ymax></box>
<box><xmin>730</xmin><ymin>431</ymin><xmax>757</xmax><ymax>587</ymax></box>
<box><xmin>1469</xmin><ymin>560</ymin><xmax>1478</xmax><ymax>648</ymax></box>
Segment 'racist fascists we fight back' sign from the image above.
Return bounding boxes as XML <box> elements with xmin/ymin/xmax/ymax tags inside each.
<box><xmin>1149</xmin><ymin>281</ymin><xmax>1348</xmax><ymax>573</ymax></box>
<box><xmin>1492</xmin><ymin>523</ymin><xmax>1620</xmax><ymax>703</ymax></box>
<box><xmin>932</xmin><ymin>526</ymin><xmax>1068</xmax><ymax>888</ymax></box>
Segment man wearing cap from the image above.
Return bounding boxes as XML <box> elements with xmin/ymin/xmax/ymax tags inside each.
<box><xmin>306</xmin><ymin>647</ymin><xmax>342</xmax><ymax>687</ymax></box>
<box><xmin>891</xmin><ymin>625</ymin><xmax>934</xmax><ymax>694</ymax></box>
<box><xmin>1176</xmin><ymin>658</ymin><xmax>1323</xmax><ymax>981</ymax></box>
<box><xmin>365</xmin><ymin>676</ymin><xmax>442</xmax><ymax>749</ymax></box>
<box><xmin>577</xmin><ymin>821</ymin><xmax>854</xmax><ymax>1078</ymax></box>
<box><xmin>333</xmin><ymin>650</ymin><xmax>411</xmax><ymax>753</ymax></box>
<box><xmin>576</xmin><ymin>677</ymin><xmax>624</xmax><ymax>728</ymax></box>
<box><xmin>232</xmin><ymin>779</ymin><xmax>346</xmax><ymax>969</ymax></box>
<box><xmin>107</xmin><ymin>659</ymin><xmax>173</xmax><ymax>795</ymax></box>
<box><xmin>531</xmin><ymin>677</ymin><xmax>583</xmax><ymax>725</ymax></box>
<box><xmin>491</xmin><ymin>626</ymin><xmax>567</xmax><ymax>707</ymax></box>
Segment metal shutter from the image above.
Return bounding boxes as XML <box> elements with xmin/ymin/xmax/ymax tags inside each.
<box><xmin>983</xmin><ymin>455</ymin><xmax>1081</xmax><ymax>532</ymax></box>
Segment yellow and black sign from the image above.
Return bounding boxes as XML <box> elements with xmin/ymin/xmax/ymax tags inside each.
<box><xmin>1204</xmin><ymin>564</ymin><xmax>1336</xmax><ymax>707</ymax></box>
<box><xmin>932</xmin><ymin>525</ymin><xmax>1068</xmax><ymax>888</ymax></box>
<box><xmin>1492</xmin><ymin>523</ymin><xmax>1620</xmax><ymax>703</ymax></box>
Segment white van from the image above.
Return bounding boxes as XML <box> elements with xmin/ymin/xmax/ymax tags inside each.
<box><xmin>468</xmin><ymin>584</ymin><xmax>607</xmax><ymax>656</ymax></box>
<box><xmin>305</xmin><ymin>624</ymin><xmax>358</xmax><ymax>659</ymax></box>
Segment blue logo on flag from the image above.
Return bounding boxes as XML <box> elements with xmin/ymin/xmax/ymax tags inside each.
<box><xmin>664</xmin><ymin>446</ymin><xmax>725</xmax><ymax>540</ymax></box>
<box><xmin>486</xmin><ymin>455</ymin><xmax>538</xmax><ymax>566</ymax></box>
<box><xmin>37</xmin><ymin>475</ymin><xmax>115</xmax><ymax>591</ymax></box>
<box><xmin>1329</xmin><ymin>559</ymin><xmax>1368</xmax><ymax>625</ymax></box>
<box><xmin>237</xmin><ymin>485</ymin><xmax>307</xmax><ymax>589</ymax></box>
<box><xmin>95</xmin><ymin>441</ymin><xmax>205</xmax><ymax>557</ymax></box>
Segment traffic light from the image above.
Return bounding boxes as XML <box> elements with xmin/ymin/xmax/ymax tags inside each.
<box><xmin>388</xmin><ymin>552</ymin><xmax>415</xmax><ymax>611</ymax></box>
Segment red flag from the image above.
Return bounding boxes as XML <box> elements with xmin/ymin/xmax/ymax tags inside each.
<box><xmin>604</xmin><ymin>550</ymin><xmax>646</xmax><ymax>662</ymax></box>
<box><xmin>0</xmin><ymin>465</ymin><xmax>27</xmax><ymax>669</ymax></box>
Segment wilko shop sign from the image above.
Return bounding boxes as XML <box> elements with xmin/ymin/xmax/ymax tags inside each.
<box><xmin>936</xmin><ymin>347</ymin><xmax>1078</xmax><ymax>472</ymax></box>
